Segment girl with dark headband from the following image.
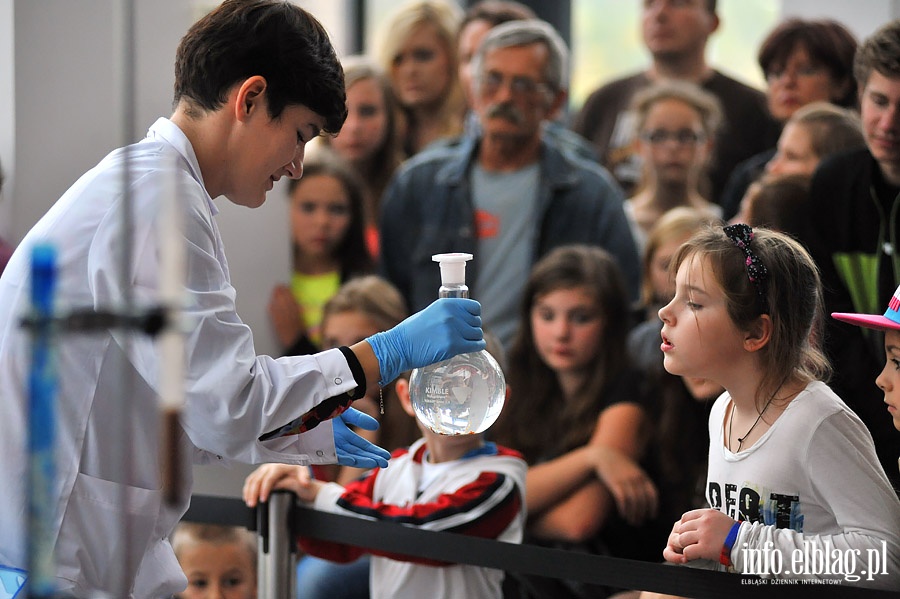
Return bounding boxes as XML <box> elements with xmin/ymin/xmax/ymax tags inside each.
<box><xmin>655</xmin><ymin>224</ymin><xmax>900</xmax><ymax>587</ymax></box>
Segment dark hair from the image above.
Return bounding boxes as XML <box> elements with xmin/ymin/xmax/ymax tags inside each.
<box><xmin>644</xmin><ymin>0</ymin><xmax>716</xmax><ymax>14</ymax></box>
<box><xmin>460</xmin><ymin>0</ymin><xmax>536</xmax><ymax>32</ymax></box>
<box><xmin>287</xmin><ymin>150</ymin><xmax>374</xmax><ymax>278</ymax></box>
<box><xmin>670</xmin><ymin>226</ymin><xmax>830</xmax><ymax>409</ymax></box>
<box><xmin>649</xmin><ymin>367</ymin><xmax>716</xmax><ymax>522</ymax></box>
<box><xmin>744</xmin><ymin>173</ymin><xmax>811</xmax><ymax>236</ymax></box>
<box><xmin>493</xmin><ymin>245</ymin><xmax>633</xmax><ymax>464</ymax></box>
<box><xmin>758</xmin><ymin>18</ymin><xmax>858</xmax><ymax>108</ymax></box>
<box><xmin>854</xmin><ymin>19</ymin><xmax>900</xmax><ymax>91</ymax></box>
<box><xmin>173</xmin><ymin>0</ymin><xmax>347</xmax><ymax>134</ymax></box>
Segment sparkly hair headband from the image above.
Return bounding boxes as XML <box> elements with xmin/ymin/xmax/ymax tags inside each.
<box><xmin>723</xmin><ymin>224</ymin><xmax>769</xmax><ymax>313</ymax></box>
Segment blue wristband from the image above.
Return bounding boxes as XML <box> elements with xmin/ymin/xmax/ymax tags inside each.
<box><xmin>720</xmin><ymin>520</ymin><xmax>741</xmax><ymax>566</ymax></box>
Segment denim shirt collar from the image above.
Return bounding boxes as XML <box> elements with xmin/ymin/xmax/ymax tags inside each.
<box><xmin>435</xmin><ymin>131</ymin><xmax>580</xmax><ymax>195</ymax></box>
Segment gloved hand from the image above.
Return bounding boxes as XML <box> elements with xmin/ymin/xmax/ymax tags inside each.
<box><xmin>333</xmin><ymin>407</ymin><xmax>391</xmax><ymax>469</ymax></box>
<box><xmin>366</xmin><ymin>298</ymin><xmax>485</xmax><ymax>386</ymax></box>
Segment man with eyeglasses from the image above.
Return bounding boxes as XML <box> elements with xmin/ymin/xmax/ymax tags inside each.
<box><xmin>572</xmin><ymin>0</ymin><xmax>779</xmax><ymax>206</ymax></box>
<box><xmin>380</xmin><ymin>19</ymin><xmax>639</xmax><ymax>351</ymax></box>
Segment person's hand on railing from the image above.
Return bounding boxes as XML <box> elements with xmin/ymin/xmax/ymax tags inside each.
<box><xmin>663</xmin><ymin>508</ymin><xmax>737</xmax><ymax>564</ymax></box>
<box><xmin>243</xmin><ymin>462</ymin><xmax>323</xmax><ymax>507</ymax></box>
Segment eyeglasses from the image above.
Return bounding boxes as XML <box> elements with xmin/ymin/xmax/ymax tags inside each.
<box><xmin>639</xmin><ymin>128</ymin><xmax>706</xmax><ymax>146</ymax></box>
<box><xmin>479</xmin><ymin>71</ymin><xmax>550</xmax><ymax>98</ymax></box>
<box><xmin>765</xmin><ymin>64</ymin><xmax>825</xmax><ymax>83</ymax></box>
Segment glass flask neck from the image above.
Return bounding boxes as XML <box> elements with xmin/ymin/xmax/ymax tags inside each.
<box><xmin>438</xmin><ymin>283</ymin><xmax>469</xmax><ymax>299</ymax></box>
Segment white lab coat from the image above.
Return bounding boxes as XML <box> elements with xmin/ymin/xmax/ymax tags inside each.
<box><xmin>0</xmin><ymin>118</ymin><xmax>360</xmax><ymax>598</ymax></box>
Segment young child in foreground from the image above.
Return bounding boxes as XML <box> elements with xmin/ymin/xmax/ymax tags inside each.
<box><xmin>833</xmin><ymin>283</ymin><xmax>900</xmax><ymax>473</ymax></box>
<box><xmin>657</xmin><ymin>224</ymin><xmax>900</xmax><ymax>588</ymax></box>
<box><xmin>172</xmin><ymin>523</ymin><xmax>257</xmax><ymax>599</ymax></box>
<box><xmin>243</xmin><ymin>338</ymin><xmax>526</xmax><ymax>599</ymax></box>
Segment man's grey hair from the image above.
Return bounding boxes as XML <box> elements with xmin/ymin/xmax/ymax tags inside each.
<box><xmin>471</xmin><ymin>18</ymin><xmax>569</xmax><ymax>93</ymax></box>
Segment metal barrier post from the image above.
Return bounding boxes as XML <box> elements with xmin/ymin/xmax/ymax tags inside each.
<box><xmin>257</xmin><ymin>490</ymin><xmax>296</xmax><ymax>599</ymax></box>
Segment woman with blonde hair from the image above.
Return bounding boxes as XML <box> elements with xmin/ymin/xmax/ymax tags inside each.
<box><xmin>376</xmin><ymin>0</ymin><xmax>467</xmax><ymax>156</ymax></box>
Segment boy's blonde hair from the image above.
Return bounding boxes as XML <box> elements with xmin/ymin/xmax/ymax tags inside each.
<box><xmin>172</xmin><ymin>522</ymin><xmax>257</xmax><ymax>573</ymax></box>
<box><xmin>322</xmin><ymin>275</ymin><xmax>409</xmax><ymax>333</ymax></box>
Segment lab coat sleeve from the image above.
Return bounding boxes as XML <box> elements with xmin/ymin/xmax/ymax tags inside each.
<box><xmin>102</xmin><ymin>171</ymin><xmax>359</xmax><ymax>465</ymax></box>
<box><xmin>182</xmin><ymin>199</ymin><xmax>361</xmax><ymax>464</ymax></box>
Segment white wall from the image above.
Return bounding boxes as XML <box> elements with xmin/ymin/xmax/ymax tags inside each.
<box><xmin>0</xmin><ymin>1</ymin><xmax>12</xmax><ymax>241</ymax></box>
<box><xmin>780</xmin><ymin>0</ymin><xmax>900</xmax><ymax>41</ymax></box>
<box><xmin>2</xmin><ymin>0</ymin><xmax>898</xmax><ymax>498</ymax></box>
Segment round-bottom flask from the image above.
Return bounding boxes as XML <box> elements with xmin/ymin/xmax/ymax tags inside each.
<box><xmin>409</xmin><ymin>349</ymin><xmax>505</xmax><ymax>435</ymax></box>
<box><xmin>409</xmin><ymin>253</ymin><xmax>506</xmax><ymax>435</ymax></box>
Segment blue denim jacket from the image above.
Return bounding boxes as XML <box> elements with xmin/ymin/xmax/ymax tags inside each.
<box><xmin>379</xmin><ymin>134</ymin><xmax>640</xmax><ymax>313</ymax></box>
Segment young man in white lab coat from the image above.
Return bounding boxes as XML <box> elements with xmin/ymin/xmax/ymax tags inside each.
<box><xmin>0</xmin><ymin>2</ymin><xmax>484</xmax><ymax>597</ymax></box>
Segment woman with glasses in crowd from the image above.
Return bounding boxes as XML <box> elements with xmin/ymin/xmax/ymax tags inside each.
<box><xmin>624</xmin><ymin>80</ymin><xmax>724</xmax><ymax>254</ymax></box>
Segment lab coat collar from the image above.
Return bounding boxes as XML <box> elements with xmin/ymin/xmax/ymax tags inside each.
<box><xmin>146</xmin><ymin>117</ymin><xmax>218</xmax><ymax>217</ymax></box>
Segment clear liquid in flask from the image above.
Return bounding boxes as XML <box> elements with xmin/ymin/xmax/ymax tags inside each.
<box><xmin>408</xmin><ymin>252</ymin><xmax>506</xmax><ymax>435</ymax></box>
<box><xmin>409</xmin><ymin>349</ymin><xmax>505</xmax><ymax>435</ymax></box>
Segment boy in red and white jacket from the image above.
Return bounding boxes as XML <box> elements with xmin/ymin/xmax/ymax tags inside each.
<box><xmin>244</xmin><ymin>369</ymin><xmax>526</xmax><ymax>599</ymax></box>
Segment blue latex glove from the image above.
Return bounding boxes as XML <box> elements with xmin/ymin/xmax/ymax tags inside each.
<box><xmin>333</xmin><ymin>407</ymin><xmax>391</xmax><ymax>469</ymax></box>
<box><xmin>366</xmin><ymin>297</ymin><xmax>485</xmax><ymax>386</ymax></box>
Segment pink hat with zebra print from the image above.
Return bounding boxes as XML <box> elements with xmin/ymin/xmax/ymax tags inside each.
<box><xmin>832</xmin><ymin>284</ymin><xmax>900</xmax><ymax>332</ymax></box>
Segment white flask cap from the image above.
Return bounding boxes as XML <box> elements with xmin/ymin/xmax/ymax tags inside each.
<box><xmin>432</xmin><ymin>253</ymin><xmax>473</xmax><ymax>285</ymax></box>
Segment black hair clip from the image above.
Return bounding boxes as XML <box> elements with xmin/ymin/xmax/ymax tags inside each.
<box><xmin>723</xmin><ymin>224</ymin><xmax>769</xmax><ymax>313</ymax></box>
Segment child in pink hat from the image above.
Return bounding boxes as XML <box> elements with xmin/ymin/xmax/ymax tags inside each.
<box><xmin>833</xmin><ymin>283</ymin><xmax>900</xmax><ymax>473</ymax></box>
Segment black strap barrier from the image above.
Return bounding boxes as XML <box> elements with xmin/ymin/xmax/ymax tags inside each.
<box><xmin>183</xmin><ymin>494</ymin><xmax>898</xmax><ymax>599</ymax></box>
